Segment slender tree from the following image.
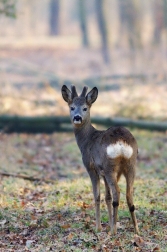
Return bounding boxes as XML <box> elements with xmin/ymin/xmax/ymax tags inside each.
<box><xmin>78</xmin><ymin>0</ymin><xmax>89</xmax><ymax>47</ymax></box>
<box><xmin>118</xmin><ymin>0</ymin><xmax>141</xmax><ymax>50</ymax></box>
<box><xmin>163</xmin><ymin>0</ymin><xmax>167</xmax><ymax>31</ymax></box>
<box><xmin>49</xmin><ymin>0</ymin><xmax>60</xmax><ymax>36</ymax></box>
<box><xmin>95</xmin><ymin>0</ymin><xmax>110</xmax><ymax>64</ymax></box>
<box><xmin>153</xmin><ymin>0</ymin><xmax>163</xmax><ymax>44</ymax></box>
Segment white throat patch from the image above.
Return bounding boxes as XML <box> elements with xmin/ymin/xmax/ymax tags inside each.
<box><xmin>106</xmin><ymin>141</ymin><xmax>133</xmax><ymax>159</ymax></box>
<box><xmin>73</xmin><ymin>120</ymin><xmax>82</xmax><ymax>124</ymax></box>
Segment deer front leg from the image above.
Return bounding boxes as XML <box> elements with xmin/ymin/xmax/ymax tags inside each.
<box><xmin>88</xmin><ymin>168</ymin><xmax>101</xmax><ymax>231</ymax></box>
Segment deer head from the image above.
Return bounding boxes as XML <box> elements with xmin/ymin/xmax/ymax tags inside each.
<box><xmin>61</xmin><ymin>85</ymin><xmax>98</xmax><ymax>127</ymax></box>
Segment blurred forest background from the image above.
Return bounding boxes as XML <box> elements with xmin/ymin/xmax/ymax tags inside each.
<box><xmin>0</xmin><ymin>0</ymin><xmax>167</xmax><ymax>121</ymax></box>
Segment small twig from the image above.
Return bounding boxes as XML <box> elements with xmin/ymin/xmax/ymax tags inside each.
<box><xmin>0</xmin><ymin>172</ymin><xmax>55</xmax><ymax>184</ymax></box>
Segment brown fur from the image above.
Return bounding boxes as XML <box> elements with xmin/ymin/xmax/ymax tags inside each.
<box><xmin>61</xmin><ymin>85</ymin><xmax>139</xmax><ymax>235</ymax></box>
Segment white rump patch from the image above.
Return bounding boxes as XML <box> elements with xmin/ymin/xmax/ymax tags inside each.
<box><xmin>106</xmin><ymin>141</ymin><xmax>133</xmax><ymax>159</ymax></box>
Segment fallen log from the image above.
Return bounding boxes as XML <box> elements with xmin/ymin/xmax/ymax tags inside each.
<box><xmin>91</xmin><ymin>117</ymin><xmax>167</xmax><ymax>132</ymax></box>
<box><xmin>0</xmin><ymin>115</ymin><xmax>166</xmax><ymax>133</ymax></box>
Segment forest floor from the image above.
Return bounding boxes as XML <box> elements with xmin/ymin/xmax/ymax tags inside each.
<box><xmin>0</xmin><ymin>130</ymin><xmax>167</xmax><ymax>251</ymax></box>
<box><xmin>0</xmin><ymin>46</ymin><xmax>167</xmax><ymax>251</ymax></box>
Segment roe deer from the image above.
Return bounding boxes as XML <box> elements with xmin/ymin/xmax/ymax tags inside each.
<box><xmin>61</xmin><ymin>85</ymin><xmax>139</xmax><ymax>234</ymax></box>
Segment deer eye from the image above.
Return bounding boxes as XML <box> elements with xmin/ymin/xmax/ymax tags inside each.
<box><xmin>83</xmin><ymin>108</ymin><xmax>87</xmax><ymax>111</ymax></box>
<box><xmin>70</xmin><ymin>107</ymin><xmax>75</xmax><ymax>111</ymax></box>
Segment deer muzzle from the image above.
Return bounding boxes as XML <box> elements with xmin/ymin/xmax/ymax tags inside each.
<box><xmin>73</xmin><ymin>115</ymin><xmax>82</xmax><ymax>124</ymax></box>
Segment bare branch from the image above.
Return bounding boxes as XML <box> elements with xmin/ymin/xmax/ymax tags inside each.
<box><xmin>0</xmin><ymin>172</ymin><xmax>55</xmax><ymax>183</ymax></box>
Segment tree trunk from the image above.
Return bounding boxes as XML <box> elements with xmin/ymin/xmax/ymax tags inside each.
<box><xmin>95</xmin><ymin>0</ymin><xmax>110</xmax><ymax>64</ymax></box>
<box><xmin>153</xmin><ymin>0</ymin><xmax>163</xmax><ymax>45</ymax></box>
<box><xmin>49</xmin><ymin>0</ymin><xmax>60</xmax><ymax>36</ymax></box>
<box><xmin>163</xmin><ymin>0</ymin><xmax>167</xmax><ymax>30</ymax></box>
<box><xmin>78</xmin><ymin>0</ymin><xmax>89</xmax><ymax>47</ymax></box>
<box><xmin>118</xmin><ymin>0</ymin><xmax>141</xmax><ymax>50</ymax></box>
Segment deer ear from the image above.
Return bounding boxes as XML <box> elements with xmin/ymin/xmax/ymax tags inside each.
<box><xmin>61</xmin><ymin>85</ymin><xmax>72</xmax><ymax>103</ymax></box>
<box><xmin>86</xmin><ymin>87</ymin><xmax>98</xmax><ymax>105</ymax></box>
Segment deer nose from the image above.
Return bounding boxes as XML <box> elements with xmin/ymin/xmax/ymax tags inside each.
<box><xmin>73</xmin><ymin>115</ymin><xmax>82</xmax><ymax>124</ymax></box>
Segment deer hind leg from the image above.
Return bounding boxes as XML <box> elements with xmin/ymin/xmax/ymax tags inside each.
<box><xmin>105</xmin><ymin>173</ymin><xmax>120</xmax><ymax>234</ymax></box>
<box><xmin>125</xmin><ymin>171</ymin><xmax>139</xmax><ymax>234</ymax></box>
<box><xmin>103</xmin><ymin>177</ymin><xmax>112</xmax><ymax>230</ymax></box>
<box><xmin>88</xmin><ymin>169</ymin><xmax>101</xmax><ymax>231</ymax></box>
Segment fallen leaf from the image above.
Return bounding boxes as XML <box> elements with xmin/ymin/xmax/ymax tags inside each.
<box><xmin>82</xmin><ymin>202</ymin><xmax>89</xmax><ymax>209</ymax></box>
<box><xmin>67</xmin><ymin>233</ymin><xmax>74</xmax><ymax>240</ymax></box>
<box><xmin>85</xmin><ymin>216</ymin><xmax>91</xmax><ymax>223</ymax></box>
<box><xmin>153</xmin><ymin>246</ymin><xmax>161</xmax><ymax>251</ymax></box>
<box><xmin>61</xmin><ymin>224</ymin><xmax>71</xmax><ymax>229</ymax></box>
<box><xmin>21</xmin><ymin>200</ymin><xmax>26</xmax><ymax>208</ymax></box>
<box><xmin>113</xmin><ymin>239</ymin><xmax>121</xmax><ymax>247</ymax></box>
<box><xmin>57</xmin><ymin>213</ymin><xmax>62</xmax><ymax>220</ymax></box>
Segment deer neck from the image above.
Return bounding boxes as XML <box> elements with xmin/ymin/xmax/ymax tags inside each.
<box><xmin>74</xmin><ymin>119</ymin><xmax>96</xmax><ymax>152</ymax></box>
